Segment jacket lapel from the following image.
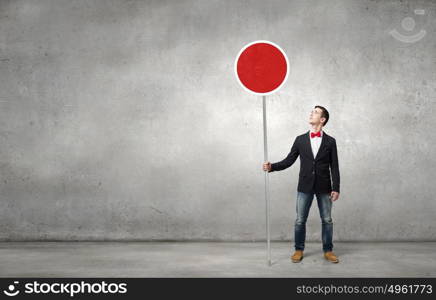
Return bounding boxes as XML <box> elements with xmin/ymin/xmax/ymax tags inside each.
<box><xmin>304</xmin><ymin>131</ymin><xmax>315</xmax><ymax>160</ymax></box>
<box><xmin>315</xmin><ymin>131</ymin><xmax>327</xmax><ymax>160</ymax></box>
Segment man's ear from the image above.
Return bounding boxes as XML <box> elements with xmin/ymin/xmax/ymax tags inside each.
<box><xmin>320</xmin><ymin>117</ymin><xmax>326</xmax><ymax>125</ymax></box>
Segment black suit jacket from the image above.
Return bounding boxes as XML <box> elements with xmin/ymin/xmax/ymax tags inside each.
<box><xmin>268</xmin><ymin>130</ymin><xmax>340</xmax><ymax>194</ymax></box>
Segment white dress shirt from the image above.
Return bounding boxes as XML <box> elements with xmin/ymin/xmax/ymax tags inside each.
<box><xmin>309</xmin><ymin>129</ymin><xmax>323</xmax><ymax>158</ymax></box>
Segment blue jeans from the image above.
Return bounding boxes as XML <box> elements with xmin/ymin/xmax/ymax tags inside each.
<box><xmin>294</xmin><ymin>191</ymin><xmax>333</xmax><ymax>252</ymax></box>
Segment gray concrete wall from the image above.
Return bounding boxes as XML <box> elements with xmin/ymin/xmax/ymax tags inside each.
<box><xmin>1</xmin><ymin>0</ymin><xmax>435</xmax><ymax>241</ymax></box>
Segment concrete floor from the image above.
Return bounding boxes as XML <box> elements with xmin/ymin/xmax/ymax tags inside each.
<box><xmin>0</xmin><ymin>242</ymin><xmax>435</xmax><ymax>277</ymax></box>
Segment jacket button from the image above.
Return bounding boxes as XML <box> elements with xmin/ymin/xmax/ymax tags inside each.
<box><xmin>312</xmin><ymin>171</ymin><xmax>315</xmax><ymax>174</ymax></box>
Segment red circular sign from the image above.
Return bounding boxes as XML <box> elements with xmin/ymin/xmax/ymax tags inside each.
<box><xmin>235</xmin><ymin>40</ymin><xmax>289</xmax><ymax>95</ymax></box>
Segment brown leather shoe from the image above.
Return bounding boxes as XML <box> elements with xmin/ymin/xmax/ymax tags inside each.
<box><xmin>324</xmin><ymin>251</ymin><xmax>339</xmax><ymax>263</ymax></box>
<box><xmin>291</xmin><ymin>250</ymin><xmax>304</xmax><ymax>263</ymax></box>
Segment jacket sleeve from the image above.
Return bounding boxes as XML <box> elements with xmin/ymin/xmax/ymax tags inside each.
<box><xmin>330</xmin><ymin>138</ymin><xmax>340</xmax><ymax>193</ymax></box>
<box><xmin>268</xmin><ymin>137</ymin><xmax>299</xmax><ymax>172</ymax></box>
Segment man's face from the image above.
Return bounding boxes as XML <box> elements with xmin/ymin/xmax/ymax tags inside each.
<box><xmin>309</xmin><ymin>107</ymin><xmax>325</xmax><ymax>126</ymax></box>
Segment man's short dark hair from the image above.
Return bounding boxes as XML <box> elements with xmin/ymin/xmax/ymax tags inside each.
<box><xmin>315</xmin><ymin>105</ymin><xmax>329</xmax><ymax>126</ymax></box>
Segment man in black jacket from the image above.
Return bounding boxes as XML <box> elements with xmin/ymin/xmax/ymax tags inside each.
<box><xmin>262</xmin><ymin>106</ymin><xmax>340</xmax><ymax>263</ymax></box>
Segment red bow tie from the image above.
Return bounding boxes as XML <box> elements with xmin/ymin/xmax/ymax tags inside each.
<box><xmin>310</xmin><ymin>131</ymin><xmax>321</xmax><ymax>138</ymax></box>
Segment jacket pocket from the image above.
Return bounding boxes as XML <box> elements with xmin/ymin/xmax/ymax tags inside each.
<box><xmin>318</xmin><ymin>172</ymin><xmax>330</xmax><ymax>178</ymax></box>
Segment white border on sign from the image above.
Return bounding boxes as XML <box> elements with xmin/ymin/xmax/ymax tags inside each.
<box><xmin>234</xmin><ymin>40</ymin><xmax>289</xmax><ymax>96</ymax></box>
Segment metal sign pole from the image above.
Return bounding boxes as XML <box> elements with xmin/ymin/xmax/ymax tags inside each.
<box><xmin>262</xmin><ymin>95</ymin><xmax>271</xmax><ymax>266</ymax></box>
<box><xmin>235</xmin><ymin>41</ymin><xmax>289</xmax><ymax>267</ymax></box>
